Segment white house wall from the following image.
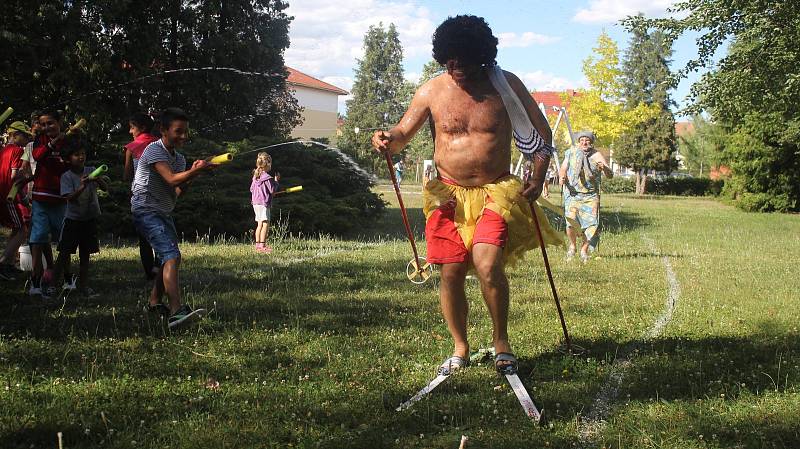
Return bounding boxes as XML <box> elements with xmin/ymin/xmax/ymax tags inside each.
<box><xmin>290</xmin><ymin>86</ymin><xmax>340</xmax><ymax>139</ymax></box>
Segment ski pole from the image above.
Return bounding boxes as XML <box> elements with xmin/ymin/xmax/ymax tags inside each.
<box><xmin>530</xmin><ymin>201</ymin><xmax>575</xmax><ymax>354</ymax></box>
<box><xmin>383</xmin><ymin>151</ymin><xmax>430</xmax><ymax>283</ymax></box>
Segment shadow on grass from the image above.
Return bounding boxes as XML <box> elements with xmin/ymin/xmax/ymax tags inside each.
<box><xmin>0</xmin><ymin>249</ymin><xmax>435</xmax><ymax>342</ymax></box>
<box><xmin>599</xmin><ymin>208</ymin><xmax>652</xmax><ymax>234</ymax></box>
<box><xmin>526</xmin><ymin>332</ymin><xmax>800</xmax><ymax>447</ymax></box>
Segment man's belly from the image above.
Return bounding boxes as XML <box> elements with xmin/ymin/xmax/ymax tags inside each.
<box><xmin>435</xmin><ymin>145</ymin><xmax>511</xmax><ymax>186</ymax></box>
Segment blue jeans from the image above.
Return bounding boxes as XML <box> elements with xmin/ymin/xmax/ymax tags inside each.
<box><xmin>29</xmin><ymin>201</ymin><xmax>66</xmax><ymax>245</ymax></box>
<box><xmin>133</xmin><ymin>212</ymin><xmax>181</xmax><ymax>265</ymax></box>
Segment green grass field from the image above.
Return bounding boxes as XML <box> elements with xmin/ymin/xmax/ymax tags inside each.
<box><xmin>1</xmin><ymin>187</ymin><xmax>798</xmax><ymax>449</ymax></box>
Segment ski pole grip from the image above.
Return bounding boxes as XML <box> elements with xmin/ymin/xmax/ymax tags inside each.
<box><xmin>67</xmin><ymin>118</ymin><xmax>87</xmax><ymax>135</ymax></box>
<box><xmin>88</xmin><ymin>165</ymin><xmax>108</xmax><ymax>179</ymax></box>
<box><xmin>208</xmin><ymin>153</ymin><xmax>233</xmax><ymax>164</ymax></box>
<box><xmin>0</xmin><ymin>107</ymin><xmax>13</xmax><ymax>126</ymax></box>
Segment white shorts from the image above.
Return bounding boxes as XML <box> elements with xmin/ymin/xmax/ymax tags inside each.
<box><xmin>253</xmin><ymin>205</ymin><xmax>271</xmax><ymax>222</ymax></box>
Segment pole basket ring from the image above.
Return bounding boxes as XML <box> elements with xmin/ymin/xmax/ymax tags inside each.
<box><xmin>557</xmin><ymin>342</ymin><xmax>587</xmax><ymax>356</ymax></box>
<box><xmin>406</xmin><ymin>257</ymin><xmax>433</xmax><ymax>284</ymax></box>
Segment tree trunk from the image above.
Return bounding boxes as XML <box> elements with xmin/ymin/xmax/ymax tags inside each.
<box><xmin>635</xmin><ymin>169</ymin><xmax>642</xmax><ymax>195</ymax></box>
<box><xmin>641</xmin><ymin>171</ymin><xmax>648</xmax><ymax>195</ymax></box>
<box><xmin>635</xmin><ymin>169</ymin><xmax>648</xmax><ymax>195</ymax></box>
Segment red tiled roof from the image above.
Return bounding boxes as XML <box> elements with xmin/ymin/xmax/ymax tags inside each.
<box><xmin>531</xmin><ymin>90</ymin><xmax>581</xmax><ymax>116</ymax></box>
<box><xmin>675</xmin><ymin>121</ymin><xmax>695</xmax><ymax>137</ymax></box>
<box><xmin>286</xmin><ymin>67</ymin><xmax>349</xmax><ymax>95</ymax></box>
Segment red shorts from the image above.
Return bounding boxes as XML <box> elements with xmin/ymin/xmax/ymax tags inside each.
<box><xmin>425</xmin><ymin>198</ymin><xmax>508</xmax><ymax>264</ymax></box>
<box><xmin>0</xmin><ymin>200</ymin><xmax>30</xmax><ymax>230</ymax></box>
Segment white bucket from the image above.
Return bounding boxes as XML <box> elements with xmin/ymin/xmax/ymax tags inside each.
<box><xmin>18</xmin><ymin>244</ymin><xmax>47</xmax><ymax>272</ymax></box>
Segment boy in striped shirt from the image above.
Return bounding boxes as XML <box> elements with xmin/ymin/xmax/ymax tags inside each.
<box><xmin>131</xmin><ymin>108</ymin><xmax>215</xmax><ymax>328</ymax></box>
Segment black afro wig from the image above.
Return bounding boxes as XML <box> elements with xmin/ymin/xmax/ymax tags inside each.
<box><xmin>432</xmin><ymin>15</ymin><xmax>498</xmax><ymax>67</ymax></box>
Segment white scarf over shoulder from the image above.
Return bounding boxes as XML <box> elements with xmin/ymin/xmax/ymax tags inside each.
<box><xmin>487</xmin><ymin>64</ymin><xmax>554</xmax><ymax>160</ymax></box>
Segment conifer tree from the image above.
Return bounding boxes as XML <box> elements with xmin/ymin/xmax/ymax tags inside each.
<box><xmin>339</xmin><ymin>23</ymin><xmax>406</xmax><ymax>175</ymax></box>
<box><xmin>616</xmin><ymin>23</ymin><xmax>678</xmax><ymax>194</ymax></box>
<box><xmin>402</xmin><ymin>60</ymin><xmax>444</xmax><ymax>170</ymax></box>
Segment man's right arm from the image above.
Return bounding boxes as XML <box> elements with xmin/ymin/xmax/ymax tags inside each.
<box><xmin>372</xmin><ymin>80</ymin><xmax>433</xmax><ymax>155</ymax></box>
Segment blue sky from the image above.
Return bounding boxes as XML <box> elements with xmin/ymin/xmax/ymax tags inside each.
<box><xmin>285</xmin><ymin>0</ymin><xmax>709</xmax><ymax>119</ymax></box>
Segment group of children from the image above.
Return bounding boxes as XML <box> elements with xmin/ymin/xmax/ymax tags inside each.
<box><xmin>0</xmin><ymin>107</ymin><xmax>281</xmax><ymax>329</ymax></box>
<box><xmin>0</xmin><ymin>109</ymin><xmax>107</xmax><ymax>299</ymax></box>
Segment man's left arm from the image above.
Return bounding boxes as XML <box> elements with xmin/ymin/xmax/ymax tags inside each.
<box><xmin>505</xmin><ymin>71</ymin><xmax>553</xmax><ymax>202</ymax></box>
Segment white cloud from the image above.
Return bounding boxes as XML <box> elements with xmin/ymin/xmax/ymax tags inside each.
<box><xmin>573</xmin><ymin>0</ymin><xmax>677</xmax><ymax>24</ymax></box>
<box><xmin>497</xmin><ymin>32</ymin><xmax>561</xmax><ymax>48</ymax></box>
<box><xmin>405</xmin><ymin>72</ymin><xmax>421</xmax><ymax>84</ymax></box>
<box><xmin>285</xmin><ymin>0</ymin><xmax>435</xmax><ymax>79</ymax></box>
<box><xmin>517</xmin><ymin>71</ymin><xmax>583</xmax><ymax>92</ymax></box>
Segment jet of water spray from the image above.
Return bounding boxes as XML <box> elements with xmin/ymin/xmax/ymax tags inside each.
<box><xmin>50</xmin><ymin>67</ymin><xmax>285</xmax><ymax>108</ymax></box>
<box><xmin>238</xmin><ymin>140</ymin><xmax>376</xmax><ymax>184</ymax></box>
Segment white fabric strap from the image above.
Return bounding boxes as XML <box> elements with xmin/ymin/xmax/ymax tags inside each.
<box><xmin>487</xmin><ymin>65</ymin><xmax>554</xmax><ymax>159</ymax></box>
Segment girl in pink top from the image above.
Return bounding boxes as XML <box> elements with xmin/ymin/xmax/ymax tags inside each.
<box><xmin>250</xmin><ymin>152</ymin><xmax>279</xmax><ymax>253</ymax></box>
<box><xmin>123</xmin><ymin>113</ymin><xmax>158</xmax><ymax>182</ymax></box>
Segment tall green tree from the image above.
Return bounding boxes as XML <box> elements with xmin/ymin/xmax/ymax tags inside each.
<box><xmin>402</xmin><ymin>60</ymin><xmax>444</xmax><ymax>167</ymax></box>
<box><xmin>0</xmin><ymin>0</ymin><xmax>300</xmax><ymax>144</ymax></box>
<box><xmin>678</xmin><ymin>115</ymin><xmax>726</xmax><ymax>177</ymax></box>
<box><xmin>624</xmin><ymin>1</ymin><xmax>800</xmax><ymax>211</ymax></box>
<box><xmin>339</xmin><ymin>23</ymin><xmax>406</xmax><ymax>175</ymax></box>
<box><xmin>566</xmin><ymin>32</ymin><xmax>658</xmax><ymax>149</ymax></box>
<box><xmin>616</xmin><ymin>23</ymin><xmax>678</xmax><ymax>194</ymax></box>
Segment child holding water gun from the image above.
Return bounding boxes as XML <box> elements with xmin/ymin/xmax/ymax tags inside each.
<box><xmin>51</xmin><ymin>136</ymin><xmax>108</xmax><ymax>298</ymax></box>
<box><xmin>250</xmin><ymin>152</ymin><xmax>279</xmax><ymax>254</ymax></box>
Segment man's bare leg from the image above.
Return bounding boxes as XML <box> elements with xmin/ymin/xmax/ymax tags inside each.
<box><xmin>471</xmin><ymin>243</ymin><xmax>512</xmax><ymax>358</ymax></box>
<box><xmin>439</xmin><ymin>261</ymin><xmax>470</xmax><ymax>359</ymax></box>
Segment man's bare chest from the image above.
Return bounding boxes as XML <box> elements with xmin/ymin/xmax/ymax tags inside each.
<box><xmin>430</xmin><ymin>91</ymin><xmax>509</xmax><ymax>135</ymax></box>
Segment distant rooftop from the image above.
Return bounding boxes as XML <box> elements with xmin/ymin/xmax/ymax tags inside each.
<box><xmin>531</xmin><ymin>90</ymin><xmax>581</xmax><ymax>116</ymax></box>
<box><xmin>286</xmin><ymin>67</ymin><xmax>349</xmax><ymax>95</ymax></box>
<box><xmin>675</xmin><ymin>121</ymin><xmax>695</xmax><ymax>137</ymax></box>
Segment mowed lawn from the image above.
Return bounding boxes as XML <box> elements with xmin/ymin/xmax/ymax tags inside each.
<box><xmin>1</xmin><ymin>186</ymin><xmax>798</xmax><ymax>449</ymax></box>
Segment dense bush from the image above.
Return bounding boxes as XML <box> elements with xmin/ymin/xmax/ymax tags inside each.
<box><xmin>599</xmin><ymin>176</ymin><xmax>722</xmax><ymax>196</ymax></box>
<box><xmin>601</xmin><ymin>176</ymin><xmax>635</xmax><ymax>193</ymax></box>
<box><xmin>94</xmin><ymin>136</ymin><xmax>385</xmax><ymax>240</ymax></box>
<box><xmin>647</xmin><ymin>177</ymin><xmax>724</xmax><ymax>196</ymax></box>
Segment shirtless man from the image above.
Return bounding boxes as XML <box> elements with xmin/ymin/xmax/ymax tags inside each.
<box><xmin>372</xmin><ymin>15</ymin><xmax>560</xmax><ymax>375</ymax></box>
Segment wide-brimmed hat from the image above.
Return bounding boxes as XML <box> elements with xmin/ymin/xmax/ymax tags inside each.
<box><xmin>573</xmin><ymin>130</ymin><xmax>595</xmax><ymax>143</ymax></box>
<box><xmin>7</xmin><ymin>121</ymin><xmax>33</xmax><ymax>137</ymax></box>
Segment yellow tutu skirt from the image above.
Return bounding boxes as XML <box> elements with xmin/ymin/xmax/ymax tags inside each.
<box><xmin>423</xmin><ymin>175</ymin><xmax>564</xmax><ymax>267</ymax></box>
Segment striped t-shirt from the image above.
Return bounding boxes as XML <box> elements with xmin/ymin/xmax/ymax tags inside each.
<box><xmin>131</xmin><ymin>139</ymin><xmax>186</xmax><ymax>214</ymax></box>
